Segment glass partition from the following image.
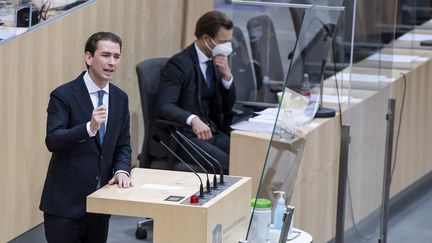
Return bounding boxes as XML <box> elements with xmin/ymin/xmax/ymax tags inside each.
<box><xmin>338</xmin><ymin>2</ymin><xmax>396</xmax><ymax>243</ymax></box>
<box><xmin>223</xmin><ymin>0</ymin><xmax>411</xmax><ymax>242</ymax></box>
<box><xmin>225</xmin><ymin>1</ymin><xmax>350</xmax><ymax>242</ymax></box>
<box><xmin>0</xmin><ymin>0</ymin><xmax>91</xmax><ymax>43</ymax></box>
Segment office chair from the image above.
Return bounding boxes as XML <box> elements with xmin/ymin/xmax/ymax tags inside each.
<box><xmin>247</xmin><ymin>15</ymin><xmax>284</xmax><ymax>86</ymax></box>
<box><xmin>286</xmin><ymin>7</ymin><xmax>339</xmax><ymax>91</ymax></box>
<box><xmin>136</xmin><ymin>58</ymin><xmax>197</xmax><ymax>171</ymax></box>
<box><xmin>136</xmin><ymin>58</ymin><xmax>169</xmax><ymax>169</ymax></box>
<box><xmin>229</xmin><ymin>26</ymin><xmax>259</xmax><ymax>121</ymax></box>
<box><xmin>231</xmin><ymin>26</ymin><xmax>257</xmax><ymax>103</ymax></box>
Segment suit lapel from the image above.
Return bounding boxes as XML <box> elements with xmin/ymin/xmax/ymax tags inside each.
<box><xmin>195</xmin><ymin>65</ymin><xmax>203</xmax><ymax>108</ymax></box>
<box><xmin>71</xmin><ymin>74</ymin><xmax>104</xmax><ymax>149</ymax></box>
<box><xmin>188</xmin><ymin>44</ymin><xmax>203</xmax><ymax>108</ymax></box>
<box><xmin>72</xmin><ymin>75</ymin><xmax>94</xmax><ymax>124</ymax></box>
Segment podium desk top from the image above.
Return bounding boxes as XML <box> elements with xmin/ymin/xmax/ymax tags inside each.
<box><xmin>88</xmin><ymin>168</ymin><xmax>250</xmax><ymax>209</ymax></box>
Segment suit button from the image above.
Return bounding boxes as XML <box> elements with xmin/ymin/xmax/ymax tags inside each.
<box><xmin>95</xmin><ymin>176</ymin><xmax>99</xmax><ymax>181</ymax></box>
<box><xmin>100</xmin><ymin>155</ymin><xmax>103</xmax><ymax>160</ymax></box>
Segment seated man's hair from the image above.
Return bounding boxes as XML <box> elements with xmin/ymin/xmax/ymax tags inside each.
<box><xmin>194</xmin><ymin>10</ymin><xmax>233</xmax><ymax>38</ymax></box>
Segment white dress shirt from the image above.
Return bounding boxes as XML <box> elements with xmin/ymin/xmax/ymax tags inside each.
<box><xmin>84</xmin><ymin>71</ymin><xmax>109</xmax><ymax>136</ymax></box>
<box><xmin>83</xmin><ymin>71</ymin><xmax>128</xmax><ymax>177</ymax></box>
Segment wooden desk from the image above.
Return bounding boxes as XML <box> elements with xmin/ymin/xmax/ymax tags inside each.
<box><xmin>230</xmin><ymin>47</ymin><xmax>432</xmax><ymax>241</ymax></box>
<box><xmin>87</xmin><ymin>168</ymin><xmax>251</xmax><ymax>243</ymax></box>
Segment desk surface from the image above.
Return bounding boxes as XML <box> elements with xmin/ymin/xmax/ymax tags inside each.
<box><xmin>88</xmin><ymin>168</ymin><xmax>250</xmax><ymax>209</ymax></box>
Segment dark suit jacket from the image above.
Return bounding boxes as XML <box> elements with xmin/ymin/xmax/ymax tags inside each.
<box><xmin>156</xmin><ymin>43</ymin><xmax>236</xmax><ymax>132</ymax></box>
<box><xmin>39</xmin><ymin>72</ymin><xmax>131</xmax><ymax>219</ymax></box>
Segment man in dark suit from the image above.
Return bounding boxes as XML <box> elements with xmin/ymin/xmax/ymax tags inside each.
<box><xmin>39</xmin><ymin>32</ymin><xmax>133</xmax><ymax>243</ymax></box>
<box><xmin>156</xmin><ymin>11</ymin><xmax>235</xmax><ymax>174</ymax></box>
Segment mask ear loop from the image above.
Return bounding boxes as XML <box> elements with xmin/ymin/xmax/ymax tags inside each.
<box><xmin>204</xmin><ymin>35</ymin><xmax>216</xmax><ymax>53</ymax></box>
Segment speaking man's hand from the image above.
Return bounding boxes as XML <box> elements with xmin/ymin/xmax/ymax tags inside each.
<box><xmin>90</xmin><ymin>106</ymin><xmax>106</xmax><ymax>134</ymax></box>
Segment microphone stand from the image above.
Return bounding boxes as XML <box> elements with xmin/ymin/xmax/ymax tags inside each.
<box><xmin>153</xmin><ymin>136</ymin><xmax>204</xmax><ymax>198</ymax></box>
<box><xmin>165</xmin><ymin>129</ymin><xmax>212</xmax><ymax>193</ymax></box>
<box><xmin>173</xmin><ymin>129</ymin><xmax>219</xmax><ymax>189</ymax></box>
<box><xmin>315</xmin><ymin>23</ymin><xmax>336</xmax><ymax>118</ymax></box>
<box><xmin>175</xmin><ymin>130</ymin><xmax>225</xmax><ymax>185</ymax></box>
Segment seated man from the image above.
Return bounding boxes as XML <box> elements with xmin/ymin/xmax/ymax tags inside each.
<box><xmin>156</xmin><ymin>10</ymin><xmax>235</xmax><ymax>174</ymax></box>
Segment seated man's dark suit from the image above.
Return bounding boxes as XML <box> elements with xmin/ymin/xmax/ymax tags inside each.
<box><xmin>156</xmin><ymin>43</ymin><xmax>236</xmax><ymax>174</ymax></box>
<box><xmin>39</xmin><ymin>72</ymin><xmax>131</xmax><ymax>241</ymax></box>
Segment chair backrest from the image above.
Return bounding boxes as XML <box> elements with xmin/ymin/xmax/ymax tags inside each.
<box><xmin>247</xmin><ymin>15</ymin><xmax>284</xmax><ymax>84</ymax></box>
<box><xmin>136</xmin><ymin>57</ymin><xmax>169</xmax><ymax>168</ymax></box>
<box><xmin>230</xmin><ymin>26</ymin><xmax>257</xmax><ymax>102</ymax></box>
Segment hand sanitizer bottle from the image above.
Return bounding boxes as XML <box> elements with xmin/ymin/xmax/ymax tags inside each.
<box><xmin>273</xmin><ymin>191</ymin><xmax>286</xmax><ymax>230</ymax></box>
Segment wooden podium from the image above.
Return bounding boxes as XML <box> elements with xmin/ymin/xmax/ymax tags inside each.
<box><xmin>87</xmin><ymin>168</ymin><xmax>251</xmax><ymax>243</ymax></box>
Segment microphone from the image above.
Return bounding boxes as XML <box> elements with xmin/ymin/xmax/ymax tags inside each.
<box><xmin>163</xmin><ymin>127</ymin><xmax>212</xmax><ymax>193</ymax></box>
<box><xmin>321</xmin><ymin>23</ymin><xmax>336</xmax><ymax>38</ymax></box>
<box><xmin>168</xmin><ymin>125</ymin><xmax>218</xmax><ymax>189</ymax></box>
<box><xmin>169</xmin><ymin>125</ymin><xmax>225</xmax><ymax>185</ymax></box>
<box><xmin>152</xmin><ymin>135</ymin><xmax>204</xmax><ymax>198</ymax></box>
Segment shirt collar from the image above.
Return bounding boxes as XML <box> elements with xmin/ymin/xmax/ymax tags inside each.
<box><xmin>194</xmin><ymin>42</ymin><xmax>211</xmax><ymax>64</ymax></box>
<box><xmin>83</xmin><ymin>71</ymin><xmax>110</xmax><ymax>94</ymax></box>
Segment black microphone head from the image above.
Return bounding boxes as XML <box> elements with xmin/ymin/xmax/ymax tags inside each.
<box><xmin>162</xmin><ymin>127</ymin><xmax>172</xmax><ymax>135</ymax></box>
<box><xmin>322</xmin><ymin>23</ymin><xmax>336</xmax><ymax>37</ymax></box>
<box><xmin>152</xmin><ymin>135</ymin><xmax>161</xmax><ymax>143</ymax></box>
<box><xmin>168</xmin><ymin>124</ymin><xmax>177</xmax><ymax>133</ymax></box>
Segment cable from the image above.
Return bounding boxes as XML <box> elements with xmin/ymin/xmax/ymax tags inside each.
<box><xmin>331</xmin><ymin>23</ymin><xmax>380</xmax><ymax>241</ymax></box>
<box><xmin>389</xmin><ymin>72</ymin><xmax>407</xmax><ymax>185</ymax></box>
<box><xmin>331</xmin><ymin>28</ymin><xmax>376</xmax><ymax>241</ymax></box>
<box><xmin>332</xmin><ymin>36</ymin><xmax>343</xmax><ymax>126</ymax></box>
<box><xmin>347</xmin><ymin>175</ymin><xmax>377</xmax><ymax>241</ymax></box>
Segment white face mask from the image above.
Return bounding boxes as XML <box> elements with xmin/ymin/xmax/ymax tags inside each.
<box><xmin>206</xmin><ymin>38</ymin><xmax>233</xmax><ymax>57</ymax></box>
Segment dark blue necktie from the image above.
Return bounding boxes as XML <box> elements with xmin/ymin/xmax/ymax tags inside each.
<box><xmin>205</xmin><ymin>60</ymin><xmax>214</xmax><ymax>88</ymax></box>
<box><xmin>97</xmin><ymin>90</ymin><xmax>106</xmax><ymax>144</ymax></box>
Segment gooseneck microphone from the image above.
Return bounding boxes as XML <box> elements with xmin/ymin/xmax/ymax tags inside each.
<box><xmin>168</xmin><ymin>125</ymin><xmax>218</xmax><ymax>189</ymax></box>
<box><xmin>163</xmin><ymin>128</ymin><xmax>212</xmax><ymax>193</ymax></box>
<box><xmin>152</xmin><ymin>135</ymin><xmax>204</xmax><ymax>198</ymax></box>
<box><xmin>169</xmin><ymin>125</ymin><xmax>225</xmax><ymax>185</ymax></box>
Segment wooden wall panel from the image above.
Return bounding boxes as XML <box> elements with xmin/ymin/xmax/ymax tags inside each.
<box><xmin>0</xmin><ymin>0</ymin><xmax>212</xmax><ymax>241</ymax></box>
<box><xmin>182</xmin><ymin>0</ymin><xmax>214</xmax><ymax>47</ymax></box>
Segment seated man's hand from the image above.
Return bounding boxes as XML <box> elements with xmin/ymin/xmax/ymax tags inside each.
<box><xmin>108</xmin><ymin>172</ymin><xmax>134</xmax><ymax>188</ymax></box>
<box><xmin>213</xmin><ymin>55</ymin><xmax>232</xmax><ymax>81</ymax></box>
<box><xmin>191</xmin><ymin>117</ymin><xmax>212</xmax><ymax>140</ymax></box>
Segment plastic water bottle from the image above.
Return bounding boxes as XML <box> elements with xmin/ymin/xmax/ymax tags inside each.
<box><xmin>273</xmin><ymin>191</ymin><xmax>286</xmax><ymax>230</ymax></box>
<box><xmin>249</xmin><ymin>198</ymin><xmax>272</xmax><ymax>243</ymax></box>
<box><xmin>300</xmin><ymin>73</ymin><xmax>311</xmax><ymax>97</ymax></box>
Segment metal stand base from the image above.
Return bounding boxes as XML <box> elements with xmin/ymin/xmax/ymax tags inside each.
<box><xmin>315</xmin><ymin>107</ymin><xmax>336</xmax><ymax>118</ymax></box>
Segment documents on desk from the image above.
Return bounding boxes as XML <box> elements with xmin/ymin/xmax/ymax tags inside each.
<box><xmin>322</xmin><ymin>94</ymin><xmax>362</xmax><ymax>104</ymax></box>
<box><xmin>367</xmin><ymin>53</ymin><xmax>429</xmax><ymax>63</ymax></box>
<box><xmin>231</xmin><ymin>90</ymin><xmax>319</xmax><ymax>135</ymax></box>
<box><xmin>330</xmin><ymin>72</ymin><xmax>394</xmax><ymax>83</ymax></box>
<box><xmin>231</xmin><ymin>108</ymin><xmax>280</xmax><ymax>134</ymax></box>
<box><xmin>398</xmin><ymin>32</ymin><xmax>432</xmax><ymax>42</ymax></box>
<box><xmin>0</xmin><ymin>26</ymin><xmax>27</xmax><ymax>40</ymax></box>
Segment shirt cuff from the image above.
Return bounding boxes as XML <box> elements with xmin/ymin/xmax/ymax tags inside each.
<box><xmin>86</xmin><ymin>122</ymin><xmax>96</xmax><ymax>137</ymax></box>
<box><xmin>114</xmin><ymin>170</ymin><xmax>130</xmax><ymax>177</ymax></box>
<box><xmin>186</xmin><ymin>114</ymin><xmax>198</xmax><ymax>126</ymax></box>
<box><xmin>222</xmin><ymin>75</ymin><xmax>234</xmax><ymax>89</ymax></box>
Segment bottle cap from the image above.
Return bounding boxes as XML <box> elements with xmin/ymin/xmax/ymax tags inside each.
<box><xmin>250</xmin><ymin>198</ymin><xmax>272</xmax><ymax>208</ymax></box>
